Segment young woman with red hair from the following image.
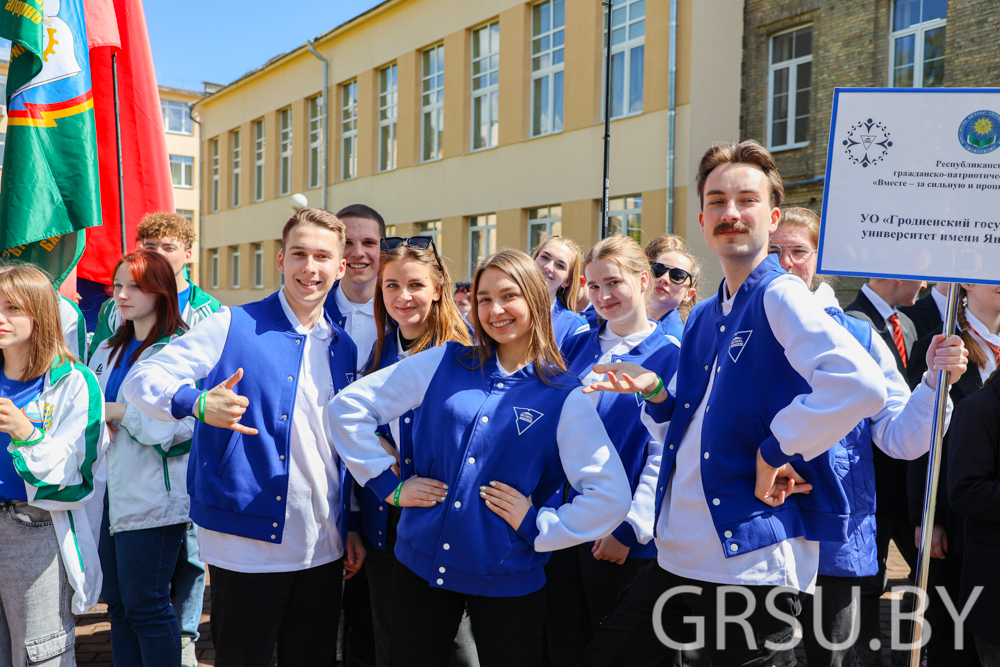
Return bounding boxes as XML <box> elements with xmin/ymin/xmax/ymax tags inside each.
<box><xmin>88</xmin><ymin>251</ymin><xmax>193</xmax><ymax>666</ymax></box>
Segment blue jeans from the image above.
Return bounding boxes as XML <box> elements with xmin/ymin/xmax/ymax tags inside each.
<box><xmin>99</xmin><ymin>509</ymin><xmax>185</xmax><ymax>667</ymax></box>
<box><xmin>172</xmin><ymin>522</ymin><xmax>206</xmax><ymax>641</ymax></box>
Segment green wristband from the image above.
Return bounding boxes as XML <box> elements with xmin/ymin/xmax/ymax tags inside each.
<box><xmin>197</xmin><ymin>392</ymin><xmax>207</xmax><ymax>423</ymax></box>
<box><xmin>638</xmin><ymin>375</ymin><xmax>664</xmax><ymax>402</ymax></box>
<box><xmin>393</xmin><ymin>481</ymin><xmax>404</xmax><ymax>507</ymax></box>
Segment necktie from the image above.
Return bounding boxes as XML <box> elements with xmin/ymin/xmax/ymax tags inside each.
<box><xmin>965</xmin><ymin>327</ymin><xmax>1000</xmax><ymax>367</ymax></box>
<box><xmin>888</xmin><ymin>314</ymin><xmax>907</xmax><ymax>369</ymax></box>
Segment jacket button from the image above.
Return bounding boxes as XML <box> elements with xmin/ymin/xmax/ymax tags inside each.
<box><xmin>287</xmin><ymin>376</ymin><xmax>293</xmax><ymax>381</ymax></box>
<box><xmin>443</xmin><ymin>543</ymin><xmax>450</xmax><ymax>550</ymax></box>
<box><xmin>276</xmin><ymin>496</ymin><xmax>282</xmax><ymax>501</ymax></box>
<box><xmin>684</xmin><ymin>403</ymin><xmax>690</xmax><ymax>408</ymax></box>
<box><xmin>712</xmin><ymin>498</ymin><xmax>720</xmax><ymax>506</ymax></box>
<box><xmin>437</xmin><ymin>578</ymin><xmax>444</xmax><ymax>585</ymax></box>
<box><xmin>378</xmin><ymin>531</ymin><xmax>382</xmax><ymax>535</ymax></box>
<box><xmin>378</xmin><ymin>542</ymin><xmax>382</xmax><ymax>547</ymax></box>
<box><xmin>704</xmin><ymin>365</ymin><xmax>709</xmax><ymax>371</ymax></box>
<box><xmin>704</xmin><ymin>452</ymin><xmax>710</xmax><ymax>459</ymax></box>
<box><xmin>379</xmin><ymin>506</ymin><xmax>384</xmax><ymax>511</ymax></box>
<box><xmin>295</xmin><ymin>339</ymin><xmax>301</xmax><ymax>345</ymax></box>
<box><xmin>404</xmin><ymin>417</ymin><xmax>410</xmax><ymax>424</ymax></box>
<box><xmin>273</xmin><ymin>522</ymin><xmax>278</xmax><ymax>527</ymax></box>
<box><xmin>730</xmin><ymin>543</ymin><xmax>739</xmax><ymax>552</ymax></box>
<box><xmin>468</xmin><ymin>457</ymin><xmax>475</xmax><ymax>465</ymax></box>
<box><xmin>481</xmin><ymin>416</ymin><xmax>489</xmax><ymax>423</ymax></box>
<box><xmin>668</xmin><ymin>444</ymin><xmax>674</xmax><ymax>450</ymax></box>
<box><xmin>281</xmin><ymin>415</ymin><xmax>288</xmax><ymax>421</ymax></box>
<box><xmin>439</xmin><ymin>566</ymin><xmax>446</xmax><ymax>573</ymax></box>
<box><xmin>271</xmin><ymin>535</ymin><xmax>276</xmax><ymax>540</ymax></box>
<box><xmin>720</xmin><ymin>325</ymin><xmax>726</xmax><ymax>332</ymax></box>
<box><xmin>717</xmin><ymin>366</ymin><xmax>721</xmax><ymax>373</ymax></box>
<box><xmin>279</xmin><ymin>455</ymin><xmax>285</xmax><ymax>460</ymax></box>
<box><xmin>454</xmin><ymin>501</ymin><xmax>461</xmax><ymax>509</ymax></box>
<box><xmin>497</xmin><ymin>382</ymin><xmax>504</xmax><ymax>388</ymax></box>
<box><xmin>724</xmin><ymin>530</ymin><xmax>732</xmax><ymax>538</ymax></box>
<box><xmin>405</xmin><ymin>458</ymin><xmax>411</xmax><ymax>464</ymax></box>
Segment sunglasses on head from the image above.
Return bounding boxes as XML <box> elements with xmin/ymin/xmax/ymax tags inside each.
<box><xmin>650</xmin><ymin>263</ymin><xmax>693</xmax><ymax>285</ymax></box>
<box><xmin>381</xmin><ymin>236</ymin><xmax>443</xmax><ymax>270</ymax></box>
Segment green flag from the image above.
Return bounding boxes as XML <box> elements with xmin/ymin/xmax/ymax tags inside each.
<box><xmin>0</xmin><ymin>0</ymin><xmax>101</xmax><ymax>286</ymax></box>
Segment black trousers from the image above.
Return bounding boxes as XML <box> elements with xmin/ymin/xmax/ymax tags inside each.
<box><xmin>799</xmin><ymin>574</ymin><xmax>862</xmax><ymax>667</ymax></box>
<box><xmin>208</xmin><ymin>559</ymin><xmax>343</xmax><ymax>667</ymax></box>
<box><xmin>584</xmin><ymin>561</ymin><xmax>800</xmax><ymax>667</ymax></box>
<box><xmin>544</xmin><ymin>544</ymin><xmax>651</xmax><ymax>666</ymax></box>
<box><xmin>389</xmin><ymin>561</ymin><xmax>544</xmax><ymax>667</ymax></box>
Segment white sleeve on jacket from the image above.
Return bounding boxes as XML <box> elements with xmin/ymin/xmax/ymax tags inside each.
<box><xmin>327</xmin><ymin>346</ymin><xmax>444</xmax><ymax>488</ymax></box>
<box><xmin>625</xmin><ymin>436</ymin><xmax>662</xmax><ymax>545</ymax></box>
<box><xmin>533</xmin><ymin>388</ymin><xmax>632</xmax><ymax>551</ymax></box>
<box><xmin>763</xmin><ymin>275</ymin><xmax>887</xmax><ymax>462</ymax></box>
<box><xmin>119</xmin><ymin>404</ymin><xmax>195</xmax><ymax>450</ymax></box>
<box><xmin>867</xmin><ymin>331</ymin><xmax>950</xmax><ymax>461</ymax></box>
<box><xmin>58</xmin><ymin>297</ymin><xmax>81</xmax><ymax>359</ymax></box>
<box><xmin>122</xmin><ymin>308</ymin><xmax>231</xmax><ymax>422</ymax></box>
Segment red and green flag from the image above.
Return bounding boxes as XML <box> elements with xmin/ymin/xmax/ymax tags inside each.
<box><xmin>0</xmin><ymin>0</ymin><xmax>101</xmax><ymax>286</ymax></box>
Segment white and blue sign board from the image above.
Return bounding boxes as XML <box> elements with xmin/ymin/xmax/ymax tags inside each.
<box><xmin>818</xmin><ymin>88</ymin><xmax>1000</xmax><ymax>284</ymax></box>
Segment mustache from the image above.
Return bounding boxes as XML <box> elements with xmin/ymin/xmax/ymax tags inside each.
<box><xmin>713</xmin><ymin>221</ymin><xmax>751</xmax><ymax>235</ymax></box>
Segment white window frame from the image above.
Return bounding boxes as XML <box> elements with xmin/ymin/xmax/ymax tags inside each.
<box><xmin>604</xmin><ymin>0</ymin><xmax>645</xmax><ymax>120</ymax></box>
<box><xmin>230</xmin><ymin>246</ymin><xmax>241</xmax><ymax>290</ymax></box>
<box><xmin>210</xmin><ymin>249</ymin><xmax>219</xmax><ymax>290</ymax></box>
<box><xmin>607</xmin><ymin>195</ymin><xmax>642</xmax><ymax>243</ymax></box>
<box><xmin>170</xmin><ymin>154</ymin><xmax>194</xmax><ymax>189</ymax></box>
<box><xmin>210</xmin><ymin>139</ymin><xmax>219</xmax><ymax>212</ymax></box>
<box><xmin>176</xmin><ymin>209</ymin><xmax>195</xmax><ymax>223</ymax></box>
<box><xmin>253</xmin><ymin>243</ymin><xmax>264</xmax><ymax>289</ymax></box>
<box><xmin>161</xmin><ymin>100</ymin><xmax>193</xmax><ymax>135</ymax></box>
<box><xmin>468</xmin><ymin>214</ymin><xmax>497</xmax><ymax>279</ymax></box>
<box><xmin>418</xmin><ymin>220</ymin><xmax>442</xmax><ymax>247</ymax></box>
<box><xmin>279</xmin><ymin>108</ymin><xmax>292</xmax><ymax>196</ymax></box>
<box><xmin>231</xmin><ymin>129</ymin><xmax>241</xmax><ymax>207</ymax></box>
<box><xmin>530</xmin><ymin>0</ymin><xmax>565</xmax><ymax>137</ymax></box>
<box><xmin>254</xmin><ymin>119</ymin><xmax>265</xmax><ymax>202</ymax></box>
<box><xmin>421</xmin><ymin>44</ymin><xmax>445</xmax><ymax>162</ymax></box>
<box><xmin>379</xmin><ymin>64</ymin><xmax>398</xmax><ymax>172</ymax></box>
<box><xmin>888</xmin><ymin>0</ymin><xmax>947</xmax><ymax>88</ymax></box>
<box><xmin>341</xmin><ymin>80</ymin><xmax>358</xmax><ymax>180</ymax></box>
<box><xmin>309</xmin><ymin>96</ymin><xmax>324</xmax><ymax>189</ymax></box>
<box><xmin>767</xmin><ymin>25</ymin><xmax>813</xmax><ymax>152</ymax></box>
<box><xmin>528</xmin><ymin>206</ymin><xmax>562</xmax><ymax>251</ymax></box>
<box><xmin>471</xmin><ymin>21</ymin><xmax>500</xmax><ymax>151</ymax></box>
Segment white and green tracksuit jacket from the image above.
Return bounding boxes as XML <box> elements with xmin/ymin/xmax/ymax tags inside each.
<box><xmin>88</xmin><ymin>335</ymin><xmax>195</xmax><ymax>533</ymax></box>
<box><xmin>6</xmin><ymin>358</ymin><xmax>109</xmax><ymax>613</ymax></box>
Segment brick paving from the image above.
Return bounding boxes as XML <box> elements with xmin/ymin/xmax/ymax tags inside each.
<box><xmin>73</xmin><ymin>543</ymin><xmax>914</xmax><ymax>665</ymax></box>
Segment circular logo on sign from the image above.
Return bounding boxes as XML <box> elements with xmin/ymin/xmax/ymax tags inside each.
<box><xmin>842</xmin><ymin>119</ymin><xmax>892</xmax><ymax>167</ymax></box>
<box><xmin>958</xmin><ymin>110</ymin><xmax>1000</xmax><ymax>154</ymax></box>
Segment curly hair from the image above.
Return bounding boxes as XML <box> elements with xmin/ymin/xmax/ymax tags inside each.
<box><xmin>136</xmin><ymin>212</ymin><xmax>196</xmax><ymax>249</ymax></box>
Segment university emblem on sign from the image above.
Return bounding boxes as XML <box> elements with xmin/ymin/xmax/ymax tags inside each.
<box><xmin>958</xmin><ymin>110</ymin><xmax>1000</xmax><ymax>154</ymax></box>
<box><xmin>513</xmin><ymin>407</ymin><xmax>544</xmax><ymax>435</ymax></box>
<box><xmin>728</xmin><ymin>330</ymin><xmax>753</xmax><ymax>363</ymax></box>
<box><xmin>842</xmin><ymin>119</ymin><xmax>892</xmax><ymax>167</ymax></box>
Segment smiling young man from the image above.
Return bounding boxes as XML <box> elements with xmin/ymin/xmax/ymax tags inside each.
<box><xmin>123</xmin><ymin>209</ymin><xmax>365</xmax><ymax>666</ymax></box>
<box><xmin>584</xmin><ymin>141</ymin><xmax>888</xmax><ymax>666</ymax></box>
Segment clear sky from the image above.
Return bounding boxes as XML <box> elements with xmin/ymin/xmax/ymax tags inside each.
<box><xmin>147</xmin><ymin>0</ymin><xmax>384</xmax><ymax>91</ymax></box>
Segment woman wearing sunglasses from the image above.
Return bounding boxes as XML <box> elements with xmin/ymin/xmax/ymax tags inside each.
<box><xmin>544</xmin><ymin>235</ymin><xmax>680</xmax><ymax>666</ymax></box>
<box><xmin>532</xmin><ymin>236</ymin><xmax>591</xmax><ymax>345</ymax></box>
<box><xmin>329</xmin><ymin>249</ymin><xmax>630</xmax><ymax>667</ymax></box>
<box><xmin>359</xmin><ymin>235</ymin><xmax>474</xmax><ymax>667</ymax></box>
<box><xmin>643</xmin><ymin>235</ymin><xmax>700</xmax><ymax>341</ymax></box>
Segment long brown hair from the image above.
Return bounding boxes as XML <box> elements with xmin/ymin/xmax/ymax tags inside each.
<box><xmin>466</xmin><ymin>249</ymin><xmax>568</xmax><ymax>386</ymax></box>
<box><xmin>107</xmin><ymin>251</ymin><xmax>188</xmax><ymax>367</ymax></box>
<box><xmin>0</xmin><ymin>262</ymin><xmax>75</xmax><ymax>381</ymax></box>
<box><xmin>958</xmin><ymin>284</ymin><xmax>992</xmax><ymax>373</ymax></box>
<box><xmin>366</xmin><ymin>245</ymin><xmax>471</xmax><ymax>374</ymax></box>
<box><xmin>532</xmin><ymin>236</ymin><xmax>582</xmax><ymax>312</ymax></box>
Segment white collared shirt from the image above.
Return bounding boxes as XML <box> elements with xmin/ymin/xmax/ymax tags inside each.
<box><xmin>581</xmin><ymin>322</ymin><xmax>658</xmax><ymax>406</ymax></box>
<box><xmin>963</xmin><ymin>309</ymin><xmax>999</xmax><ymax>382</ymax></box>
<box><xmin>931</xmin><ymin>288</ymin><xmax>948</xmax><ymax>323</ymax></box>
<box><xmin>335</xmin><ymin>284</ymin><xmax>377</xmax><ymax>371</ymax></box>
<box><xmin>862</xmin><ymin>283</ymin><xmax>897</xmax><ymax>326</ymax></box>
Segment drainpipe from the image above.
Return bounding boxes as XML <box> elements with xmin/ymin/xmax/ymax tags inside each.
<box><xmin>190</xmin><ymin>108</ymin><xmax>204</xmax><ymax>280</ymax></box>
<box><xmin>307</xmin><ymin>39</ymin><xmax>330</xmax><ymax>212</ymax></box>
<box><xmin>665</xmin><ymin>0</ymin><xmax>678</xmax><ymax>234</ymax></box>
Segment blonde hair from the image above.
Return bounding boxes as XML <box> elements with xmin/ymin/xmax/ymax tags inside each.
<box><xmin>584</xmin><ymin>234</ymin><xmax>651</xmax><ymax>306</ymax></box>
<box><xmin>367</xmin><ymin>246</ymin><xmax>472</xmax><ymax>373</ymax></box>
<box><xmin>775</xmin><ymin>206</ymin><xmax>829</xmax><ymax>290</ymax></box>
<box><xmin>643</xmin><ymin>234</ymin><xmax>688</xmax><ymax>262</ymax></box>
<box><xmin>281</xmin><ymin>208</ymin><xmax>346</xmax><ymax>254</ymax></box>
<box><xmin>643</xmin><ymin>236</ymin><xmax>701</xmax><ymax>321</ymax></box>
<box><xmin>532</xmin><ymin>236</ymin><xmax>582</xmax><ymax>311</ymax></box>
<box><xmin>0</xmin><ymin>262</ymin><xmax>76</xmax><ymax>380</ymax></box>
<box><xmin>466</xmin><ymin>249</ymin><xmax>568</xmax><ymax>386</ymax></box>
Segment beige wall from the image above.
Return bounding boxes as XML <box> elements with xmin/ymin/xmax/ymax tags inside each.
<box><xmin>160</xmin><ymin>87</ymin><xmax>205</xmax><ymax>286</ymax></box>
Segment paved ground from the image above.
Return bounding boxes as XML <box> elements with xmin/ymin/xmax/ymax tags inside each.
<box><xmin>73</xmin><ymin>542</ymin><xmax>915</xmax><ymax>666</ymax></box>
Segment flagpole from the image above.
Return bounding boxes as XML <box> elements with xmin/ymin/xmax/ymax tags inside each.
<box><xmin>111</xmin><ymin>53</ymin><xmax>127</xmax><ymax>256</ymax></box>
<box><xmin>600</xmin><ymin>0</ymin><xmax>613</xmax><ymax>240</ymax></box>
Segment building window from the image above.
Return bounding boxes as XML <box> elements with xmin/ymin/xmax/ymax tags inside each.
<box><xmin>378</xmin><ymin>64</ymin><xmax>398</xmax><ymax>172</ymax></box>
<box><xmin>279</xmin><ymin>108</ymin><xmax>292</xmax><ymax>196</ymax></box>
<box><xmin>385</xmin><ymin>225</ymin><xmax>397</xmax><ymax>237</ymax></box>
<box><xmin>422</xmin><ymin>44</ymin><xmax>445</xmax><ymax>162</ymax></box>
<box><xmin>418</xmin><ymin>220</ymin><xmax>442</xmax><ymax>247</ymax></box>
<box><xmin>230</xmin><ymin>246</ymin><xmax>241</xmax><ymax>290</ymax></box>
<box><xmin>608</xmin><ymin>195</ymin><xmax>642</xmax><ymax>243</ymax></box>
<box><xmin>161</xmin><ymin>100</ymin><xmax>193</xmax><ymax>135</ymax></box>
<box><xmin>472</xmin><ymin>21</ymin><xmax>500</xmax><ymax>151</ymax></box>
<box><xmin>254</xmin><ymin>119</ymin><xmax>265</xmax><ymax>202</ymax></box>
<box><xmin>176</xmin><ymin>209</ymin><xmax>194</xmax><ymax>223</ymax></box>
<box><xmin>309</xmin><ymin>96</ymin><xmax>324</xmax><ymax>189</ymax></box>
<box><xmin>231</xmin><ymin>129</ymin><xmax>241</xmax><ymax>207</ymax></box>
<box><xmin>768</xmin><ymin>26</ymin><xmax>813</xmax><ymax>151</ymax></box>
<box><xmin>253</xmin><ymin>243</ymin><xmax>264</xmax><ymax>289</ymax></box>
<box><xmin>341</xmin><ymin>80</ymin><xmax>358</xmax><ymax>180</ymax></box>
<box><xmin>890</xmin><ymin>0</ymin><xmax>946</xmax><ymax>88</ymax></box>
<box><xmin>210</xmin><ymin>139</ymin><xmax>219</xmax><ymax>212</ymax></box>
<box><xmin>170</xmin><ymin>155</ymin><xmax>194</xmax><ymax>188</ymax></box>
<box><xmin>0</xmin><ymin>132</ymin><xmax>5</xmax><ymax>164</ymax></box>
<box><xmin>468</xmin><ymin>214</ymin><xmax>497</xmax><ymax>279</ymax></box>
<box><xmin>528</xmin><ymin>206</ymin><xmax>562</xmax><ymax>251</ymax></box>
<box><xmin>531</xmin><ymin>0</ymin><xmax>565</xmax><ymax>137</ymax></box>
<box><xmin>604</xmin><ymin>0</ymin><xmax>644</xmax><ymax>119</ymax></box>
<box><xmin>210</xmin><ymin>249</ymin><xmax>219</xmax><ymax>289</ymax></box>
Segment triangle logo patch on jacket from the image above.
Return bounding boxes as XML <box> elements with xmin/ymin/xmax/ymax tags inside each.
<box><xmin>513</xmin><ymin>407</ymin><xmax>544</xmax><ymax>435</ymax></box>
<box><xmin>728</xmin><ymin>330</ymin><xmax>753</xmax><ymax>363</ymax></box>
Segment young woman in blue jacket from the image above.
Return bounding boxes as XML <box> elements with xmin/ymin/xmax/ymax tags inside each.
<box><xmin>329</xmin><ymin>249</ymin><xmax>631</xmax><ymax>667</ymax></box>
<box><xmin>358</xmin><ymin>236</ymin><xmax>472</xmax><ymax>667</ymax></box>
<box><xmin>532</xmin><ymin>236</ymin><xmax>590</xmax><ymax>344</ymax></box>
<box><xmin>544</xmin><ymin>235</ymin><xmax>680</xmax><ymax>667</ymax></box>
<box><xmin>643</xmin><ymin>235</ymin><xmax>699</xmax><ymax>341</ymax></box>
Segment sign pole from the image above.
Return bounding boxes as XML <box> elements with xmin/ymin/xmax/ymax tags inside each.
<box><xmin>600</xmin><ymin>0</ymin><xmax>613</xmax><ymax>240</ymax></box>
<box><xmin>908</xmin><ymin>281</ymin><xmax>961</xmax><ymax>666</ymax></box>
<box><xmin>111</xmin><ymin>53</ymin><xmax>127</xmax><ymax>256</ymax></box>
